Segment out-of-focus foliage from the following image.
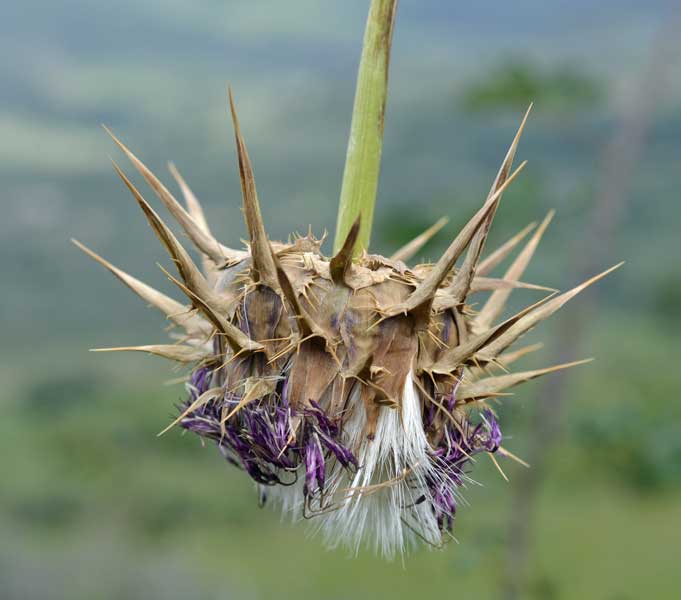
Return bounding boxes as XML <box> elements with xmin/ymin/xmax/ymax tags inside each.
<box><xmin>570</xmin><ymin>313</ymin><xmax>681</xmax><ymax>492</ymax></box>
<box><xmin>461</xmin><ymin>60</ymin><xmax>603</xmax><ymax>114</ymax></box>
<box><xmin>653</xmin><ymin>271</ymin><xmax>681</xmax><ymax>323</ymax></box>
<box><xmin>1</xmin><ymin>1</ymin><xmax>680</xmax><ymax>598</ymax></box>
<box><xmin>576</xmin><ymin>406</ymin><xmax>681</xmax><ymax>490</ymax></box>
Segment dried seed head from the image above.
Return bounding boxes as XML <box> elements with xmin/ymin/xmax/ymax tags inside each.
<box><xmin>75</xmin><ymin>102</ymin><xmax>619</xmax><ymax>558</ymax></box>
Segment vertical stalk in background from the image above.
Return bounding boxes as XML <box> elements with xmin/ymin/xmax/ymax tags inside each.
<box><xmin>333</xmin><ymin>0</ymin><xmax>398</xmax><ymax>255</ymax></box>
<box><xmin>500</xmin><ymin>25</ymin><xmax>675</xmax><ymax>600</ymax></box>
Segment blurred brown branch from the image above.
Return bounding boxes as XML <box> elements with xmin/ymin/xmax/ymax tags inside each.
<box><xmin>500</xmin><ymin>23</ymin><xmax>679</xmax><ymax>600</ymax></box>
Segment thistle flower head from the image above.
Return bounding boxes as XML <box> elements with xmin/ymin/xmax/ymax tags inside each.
<box><xmin>74</xmin><ymin>91</ymin><xmax>620</xmax><ymax>558</ymax></box>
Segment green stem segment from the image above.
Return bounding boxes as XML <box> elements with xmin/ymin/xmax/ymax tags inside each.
<box><xmin>333</xmin><ymin>0</ymin><xmax>398</xmax><ymax>255</ymax></box>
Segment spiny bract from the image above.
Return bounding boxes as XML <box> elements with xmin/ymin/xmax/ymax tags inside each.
<box><xmin>74</xmin><ymin>94</ymin><xmax>620</xmax><ymax>558</ymax></box>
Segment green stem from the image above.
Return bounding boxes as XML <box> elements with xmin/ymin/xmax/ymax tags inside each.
<box><xmin>333</xmin><ymin>0</ymin><xmax>398</xmax><ymax>255</ymax></box>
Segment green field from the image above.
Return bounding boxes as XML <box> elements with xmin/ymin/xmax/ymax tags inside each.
<box><xmin>2</xmin><ymin>313</ymin><xmax>679</xmax><ymax>598</ymax></box>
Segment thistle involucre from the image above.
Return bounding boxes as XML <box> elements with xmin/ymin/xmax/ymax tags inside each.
<box><xmin>74</xmin><ymin>94</ymin><xmax>619</xmax><ymax>557</ymax></box>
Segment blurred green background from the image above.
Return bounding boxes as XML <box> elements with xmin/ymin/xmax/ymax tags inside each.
<box><xmin>1</xmin><ymin>1</ymin><xmax>680</xmax><ymax>598</ymax></box>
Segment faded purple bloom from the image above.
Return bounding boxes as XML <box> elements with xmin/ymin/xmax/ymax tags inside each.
<box><xmin>302</xmin><ymin>434</ymin><xmax>325</xmax><ymax>497</ymax></box>
<box><xmin>188</xmin><ymin>366</ymin><xmax>211</xmax><ymax>400</ymax></box>
<box><xmin>424</xmin><ymin>409</ymin><xmax>504</xmax><ymax>534</ymax></box>
<box><xmin>178</xmin><ymin>358</ymin><xmax>504</xmax><ymax>540</ymax></box>
<box><xmin>179</xmin><ymin>377</ymin><xmax>358</xmax><ymax>500</ymax></box>
<box><xmin>483</xmin><ymin>409</ymin><xmax>503</xmax><ymax>452</ymax></box>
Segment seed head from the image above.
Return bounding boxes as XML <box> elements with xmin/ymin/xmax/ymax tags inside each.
<box><xmin>74</xmin><ymin>97</ymin><xmax>620</xmax><ymax>558</ymax></box>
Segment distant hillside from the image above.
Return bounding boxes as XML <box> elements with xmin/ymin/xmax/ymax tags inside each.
<box><xmin>1</xmin><ymin>0</ymin><xmax>679</xmax><ymax>354</ymax></box>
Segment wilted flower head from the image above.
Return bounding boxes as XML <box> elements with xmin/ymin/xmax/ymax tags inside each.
<box><xmin>74</xmin><ymin>91</ymin><xmax>620</xmax><ymax>558</ymax></box>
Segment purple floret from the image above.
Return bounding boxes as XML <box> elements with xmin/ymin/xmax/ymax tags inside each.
<box><xmin>425</xmin><ymin>408</ymin><xmax>504</xmax><ymax>533</ymax></box>
<box><xmin>178</xmin><ymin>371</ymin><xmax>358</xmax><ymax>502</ymax></box>
<box><xmin>179</xmin><ymin>364</ymin><xmax>501</xmax><ymax>537</ymax></box>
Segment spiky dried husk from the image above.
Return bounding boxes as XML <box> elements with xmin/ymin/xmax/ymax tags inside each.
<box><xmin>75</xmin><ymin>98</ymin><xmax>619</xmax><ymax>558</ymax></box>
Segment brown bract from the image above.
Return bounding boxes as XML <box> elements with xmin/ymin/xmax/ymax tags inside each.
<box><xmin>77</xmin><ymin>98</ymin><xmax>621</xmax><ymax>445</ymax></box>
